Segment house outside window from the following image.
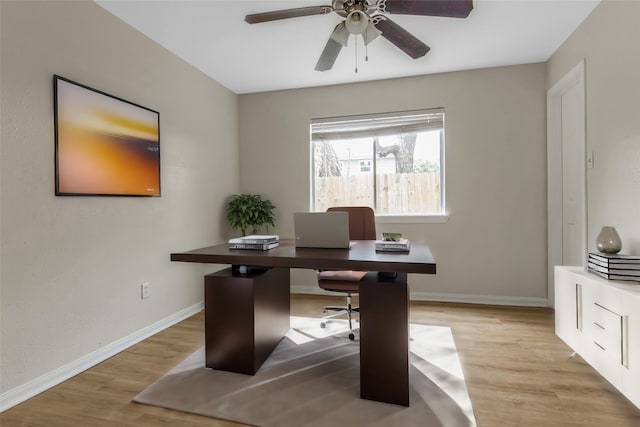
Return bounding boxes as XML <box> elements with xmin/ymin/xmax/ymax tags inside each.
<box><xmin>311</xmin><ymin>109</ymin><xmax>444</xmax><ymax>215</ymax></box>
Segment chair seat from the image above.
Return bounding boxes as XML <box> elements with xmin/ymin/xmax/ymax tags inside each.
<box><xmin>318</xmin><ymin>280</ymin><xmax>360</xmax><ymax>293</ymax></box>
<box><xmin>317</xmin><ymin>270</ymin><xmax>367</xmax><ymax>281</ymax></box>
<box><xmin>318</xmin><ymin>270</ymin><xmax>366</xmax><ymax>293</ymax></box>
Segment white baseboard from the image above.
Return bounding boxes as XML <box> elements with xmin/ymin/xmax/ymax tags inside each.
<box><xmin>291</xmin><ymin>283</ymin><xmax>550</xmax><ymax>307</ymax></box>
<box><xmin>0</xmin><ymin>301</ymin><xmax>204</xmax><ymax>413</ymax></box>
<box><xmin>408</xmin><ymin>291</ymin><xmax>549</xmax><ymax>307</ymax></box>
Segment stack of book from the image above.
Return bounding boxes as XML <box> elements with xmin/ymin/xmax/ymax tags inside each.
<box><xmin>375</xmin><ymin>238</ymin><xmax>410</xmax><ymax>253</ymax></box>
<box><xmin>228</xmin><ymin>235</ymin><xmax>279</xmax><ymax>250</ymax></box>
<box><xmin>587</xmin><ymin>252</ymin><xmax>640</xmax><ymax>282</ymax></box>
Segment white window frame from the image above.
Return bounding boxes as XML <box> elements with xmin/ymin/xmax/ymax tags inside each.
<box><xmin>310</xmin><ymin>109</ymin><xmax>448</xmax><ymax>222</ymax></box>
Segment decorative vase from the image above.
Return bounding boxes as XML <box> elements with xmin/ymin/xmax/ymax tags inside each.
<box><xmin>596</xmin><ymin>226</ymin><xmax>622</xmax><ymax>254</ymax></box>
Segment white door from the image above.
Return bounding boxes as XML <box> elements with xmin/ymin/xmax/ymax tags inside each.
<box><xmin>547</xmin><ymin>61</ymin><xmax>587</xmax><ymax>307</ymax></box>
<box><xmin>561</xmin><ymin>82</ymin><xmax>586</xmax><ymax>266</ymax></box>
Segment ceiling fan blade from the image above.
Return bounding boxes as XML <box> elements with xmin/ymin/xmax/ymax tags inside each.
<box><xmin>315</xmin><ymin>36</ymin><xmax>343</xmax><ymax>72</ymax></box>
<box><xmin>378</xmin><ymin>0</ymin><xmax>473</xmax><ymax>18</ymax></box>
<box><xmin>245</xmin><ymin>6</ymin><xmax>333</xmax><ymax>24</ymax></box>
<box><xmin>373</xmin><ymin>17</ymin><xmax>430</xmax><ymax>59</ymax></box>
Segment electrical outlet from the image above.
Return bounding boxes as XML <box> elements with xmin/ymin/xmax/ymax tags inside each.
<box><xmin>141</xmin><ymin>282</ymin><xmax>150</xmax><ymax>299</ymax></box>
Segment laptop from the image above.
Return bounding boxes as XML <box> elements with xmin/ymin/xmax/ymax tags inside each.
<box><xmin>294</xmin><ymin>212</ymin><xmax>352</xmax><ymax>249</ymax></box>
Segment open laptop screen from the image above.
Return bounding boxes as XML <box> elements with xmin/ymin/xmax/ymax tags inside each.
<box><xmin>294</xmin><ymin>212</ymin><xmax>351</xmax><ymax>248</ymax></box>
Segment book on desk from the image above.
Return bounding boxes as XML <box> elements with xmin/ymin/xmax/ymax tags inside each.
<box><xmin>375</xmin><ymin>238</ymin><xmax>410</xmax><ymax>253</ymax></box>
<box><xmin>228</xmin><ymin>235</ymin><xmax>279</xmax><ymax>250</ymax></box>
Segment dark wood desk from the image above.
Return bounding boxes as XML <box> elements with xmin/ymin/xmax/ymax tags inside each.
<box><xmin>171</xmin><ymin>239</ymin><xmax>436</xmax><ymax>406</ymax></box>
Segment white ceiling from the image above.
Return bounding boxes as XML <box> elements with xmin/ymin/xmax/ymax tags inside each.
<box><xmin>95</xmin><ymin>0</ymin><xmax>600</xmax><ymax>94</ymax></box>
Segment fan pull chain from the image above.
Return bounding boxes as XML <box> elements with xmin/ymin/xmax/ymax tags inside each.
<box><xmin>355</xmin><ymin>39</ymin><xmax>358</xmax><ymax>73</ymax></box>
<box><xmin>364</xmin><ymin>32</ymin><xmax>369</xmax><ymax>62</ymax></box>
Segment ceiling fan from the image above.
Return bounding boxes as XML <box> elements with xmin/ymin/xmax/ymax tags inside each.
<box><xmin>245</xmin><ymin>0</ymin><xmax>474</xmax><ymax>72</ymax></box>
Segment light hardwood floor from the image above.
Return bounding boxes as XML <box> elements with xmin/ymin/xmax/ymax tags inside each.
<box><xmin>2</xmin><ymin>294</ymin><xmax>639</xmax><ymax>426</ymax></box>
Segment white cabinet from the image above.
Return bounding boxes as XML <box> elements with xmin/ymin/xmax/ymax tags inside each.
<box><xmin>555</xmin><ymin>266</ymin><xmax>640</xmax><ymax>409</ymax></box>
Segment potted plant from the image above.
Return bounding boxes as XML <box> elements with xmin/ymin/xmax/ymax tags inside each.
<box><xmin>226</xmin><ymin>194</ymin><xmax>276</xmax><ymax>236</ymax></box>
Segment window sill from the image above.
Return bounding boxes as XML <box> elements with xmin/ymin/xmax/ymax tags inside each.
<box><xmin>375</xmin><ymin>214</ymin><xmax>449</xmax><ymax>224</ymax></box>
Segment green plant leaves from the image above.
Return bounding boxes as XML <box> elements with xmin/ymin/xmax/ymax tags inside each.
<box><xmin>226</xmin><ymin>194</ymin><xmax>276</xmax><ymax>236</ymax></box>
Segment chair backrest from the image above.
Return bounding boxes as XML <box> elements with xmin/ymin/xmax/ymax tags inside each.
<box><xmin>327</xmin><ymin>206</ymin><xmax>376</xmax><ymax>241</ymax></box>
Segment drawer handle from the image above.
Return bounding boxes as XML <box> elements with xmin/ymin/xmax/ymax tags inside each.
<box><xmin>593</xmin><ymin>322</ymin><xmax>605</xmax><ymax>330</ymax></box>
<box><xmin>576</xmin><ymin>284</ymin><xmax>582</xmax><ymax>331</ymax></box>
<box><xmin>594</xmin><ymin>342</ymin><xmax>606</xmax><ymax>351</ymax></box>
<box><xmin>622</xmin><ymin>316</ymin><xmax>629</xmax><ymax>368</ymax></box>
<box><xmin>594</xmin><ymin>302</ymin><xmax>620</xmax><ymax>315</ymax></box>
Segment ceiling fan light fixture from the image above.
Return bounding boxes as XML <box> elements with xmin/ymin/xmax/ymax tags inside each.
<box><xmin>329</xmin><ymin>22</ymin><xmax>350</xmax><ymax>47</ymax></box>
<box><xmin>363</xmin><ymin>21</ymin><xmax>382</xmax><ymax>45</ymax></box>
<box><xmin>345</xmin><ymin>10</ymin><xmax>369</xmax><ymax>34</ymax></box>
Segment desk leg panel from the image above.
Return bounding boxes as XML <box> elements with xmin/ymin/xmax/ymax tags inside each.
<box><xmin>253</xmin><ymin>267</ymin><xmax>291</xmax><ymax>370</ymax></box>
<box><xmin>204</xmin><ymin>267</ymin><xmax>290</xmax><ymax>375</ymax></box>
<box><xmin>359</xmin><ymin>272</ymin><xmax>409</xmax><ymax>406</ymax></box>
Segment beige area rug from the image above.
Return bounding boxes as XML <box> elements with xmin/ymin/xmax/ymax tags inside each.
<box><xmin>133</xmin><ymin>317</ymin><xmax>476</xmax><ymax>427</ymax></box>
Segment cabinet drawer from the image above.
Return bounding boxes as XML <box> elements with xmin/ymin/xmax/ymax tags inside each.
<box><xmin>585</xmin><ymin>303</ymin><xmax>623</xmax><ymax>388</ymax></box>
<box><xmin>589</xmin><ymin>284</ymin><xmax>623</xmax><ymax>315</ymax></box>
<box><xmin>589</xmin><ymin>303</ymin><xmax>622</xmax><ymax>353</ymax></box>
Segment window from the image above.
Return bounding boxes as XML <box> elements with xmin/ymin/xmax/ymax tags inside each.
<box><xmin>311</xmin><ymin>109</ymin><xmax>444</xmax><ymax>215</ymax></box>
<box><xmin>359</xmin><ymin>160</ymin><xmax>371</xmax><ymax>172</ymax></box>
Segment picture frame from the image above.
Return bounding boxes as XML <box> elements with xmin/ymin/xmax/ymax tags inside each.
<box><xmin>53</xmin><ymin>75</ymin><xmax>161</xmax><ymax>196</ymax></box>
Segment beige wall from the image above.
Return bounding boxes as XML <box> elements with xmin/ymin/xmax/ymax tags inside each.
<box><xmin>547</xmin><ymin>0</ymin><xmax>640</xmax><ymax>256</ymax></box>
<box><xmin>0</xmin><ymin>1</ymin><xmax>239</xmax><ymax>395</ymax></box>
<box><xmin>239</xmin><ymin>64</ymin><xmax>548</xmax><ymax>304</ymax></box>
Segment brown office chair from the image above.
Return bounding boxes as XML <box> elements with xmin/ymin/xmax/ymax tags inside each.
<box><xmin>317</xmin><ymin>206</ymin><xmax>376</xmax><ymax>340</ymax></box>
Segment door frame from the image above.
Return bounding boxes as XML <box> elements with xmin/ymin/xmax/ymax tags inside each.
<box><xmin>547</xmin><ymin>59</ymin><xmax>587</xmax><ymax>307</ymax></box>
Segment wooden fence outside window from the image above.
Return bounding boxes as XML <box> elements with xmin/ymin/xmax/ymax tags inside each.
<box><xmin>314</xmin><ymin>171</ymin><xmax>441</xmax><ymax>214</ymax></box>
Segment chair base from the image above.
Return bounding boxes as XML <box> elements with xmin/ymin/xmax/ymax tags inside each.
<box><xmin>320</xmin><ymin>294</ymin><xmax>359</xmax><ymax>340</ymax></box>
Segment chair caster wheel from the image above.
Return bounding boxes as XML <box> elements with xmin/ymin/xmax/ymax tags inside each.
<box><xmin>320</xmin><ymin>322</ymin><xmax>326</xmax><ymax>328</ymax></box>
<box><xmin>348</xmin><ymin>333</ymin><xmax>355</xmax><ymax>341</ymax></box>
